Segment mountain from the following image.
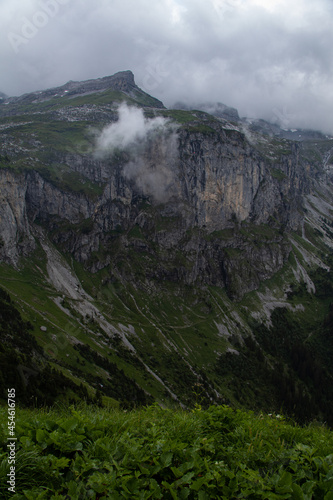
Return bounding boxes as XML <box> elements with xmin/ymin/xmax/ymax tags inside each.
<box><xmin>173</xmin><ymin>100</ymin><xmax>240</xmax><ymax>121</ymax></box>
<box><xmin>0</xmin><ymin>70</ymin><xmax>164</xmax><ymax>111</ymax></box>
<box><xmin>1</xmin><ymin>71</ymin><xmax>333</xmax><ymax>423</ymax></box>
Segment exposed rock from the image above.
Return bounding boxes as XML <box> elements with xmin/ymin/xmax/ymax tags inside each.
<box><xmin>0</xmin><ymin>71</ymin><xmax>329</xmax><ymax>298</ymax></box>
<box><xmin>0</xmin><ymin>169</ymin><xmax>35</xmax><ymax>265</ymax></box>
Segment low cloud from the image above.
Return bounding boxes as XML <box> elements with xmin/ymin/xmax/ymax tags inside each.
<box><xmin>95</xmin><ymin>103</ymin><xmax>170</xmax><ymax>153</ymax></box>
<box><xmin>95</xmin><ymin>103</ymin><xmax>179</xmax><ymax>203</ymax></box>
<box><xmin>123</xmin><ymin>132</ymin><xmax>179</xmax><ymax>204</ymax></box>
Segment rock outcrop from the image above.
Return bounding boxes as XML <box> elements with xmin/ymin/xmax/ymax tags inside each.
<box><xmin>0</xmin><ymin>71</ymin><xmax>328</xmax><ymax>297</ymax></box>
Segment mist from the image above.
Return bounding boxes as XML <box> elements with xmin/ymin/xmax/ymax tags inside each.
<box><xmin>95</xmin><ymin>104</ymin><xmax>179</xmax><ymax>203</ymax></box>
<box><xmin>95</xmin><ymin>103</ymin><xmax>171</xmax><ymax>153</ymax></box>
<box><xmin>1</xmin><ymin>0</ymin><xmax>333</xmax><ymax>134</ymax></box>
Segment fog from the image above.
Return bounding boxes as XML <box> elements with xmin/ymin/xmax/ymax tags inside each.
<box><xmin>1</xmin><ymin>0</ymin><xmax>333</xmax><ymax>133</ymax></box>
<box><xmin>95</xmin><ymin>104</ymin><xmax>179</xmax><ymax>202</ymax></box>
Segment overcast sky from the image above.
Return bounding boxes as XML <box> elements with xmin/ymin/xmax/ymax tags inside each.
<box><xmin>1</xmin><ymin>0</ymin><xmax>333</xmax><ymax>132</ymax></box>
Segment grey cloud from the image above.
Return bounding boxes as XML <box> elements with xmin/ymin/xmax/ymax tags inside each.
<box><xmin>1</xmin><ymin>0</ymin><xmax>333</xmax><ymax>133</ymax></box>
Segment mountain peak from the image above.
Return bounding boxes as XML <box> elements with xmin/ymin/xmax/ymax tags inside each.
<box><xmin>62</xmin><ymin>70</ymin><xmax>137</xmax><ymax>95</ymax></box>
<box><xmin>107</xmin><ymin>70</ymin><xmax>136</xmax><ymax>89</ymax></box>
<box><xmin>1</xmin><ymin>70</ymin><xmax>165</xmax><ymax>110</ymax></box>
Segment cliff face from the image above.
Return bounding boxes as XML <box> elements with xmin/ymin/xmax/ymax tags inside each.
<box><xmin>0</xmin><ymin>69</ymin><xmax>327</xmax><ymax>295</ymax></box>
<box><xmin>177</xmin><ymin>129</ymin><xmax>306</xmax><ymax>229</ymax></box>
<box><xmin>0</xmin><ymin>169</ymin><xmax>35</xmax><ymax>264</ymax></box>
<box><xmin>0</xmin><ymin>104</ymin><xmax>311</xmax><ymax>296</ymax></box>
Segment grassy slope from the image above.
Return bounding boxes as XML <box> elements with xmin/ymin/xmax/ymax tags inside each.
<box><xmin>1</xmin><ymin>218</ymin><xmax>333</xmax><ymax>424</ymax></box>
<box><xmin>0</xmin><ymin>403</ymin><xmax>332</xmax><ymax>499</ymax></box>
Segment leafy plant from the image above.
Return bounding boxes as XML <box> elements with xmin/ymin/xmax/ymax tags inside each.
<box><xmin>0</xmin><ymin>404</ymin><xmax>332</xmax><ymax>498</ymax></box>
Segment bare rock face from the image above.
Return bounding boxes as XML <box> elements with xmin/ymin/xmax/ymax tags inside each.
<box><xmin>0</xmin><ymin>120</ymin><xmax>310</xmax><ymax>297</ymax></box>
<box><xmin>178</xmin><ymin>129</ymin><xmax>268</xmax><ymax>228</ymax></box>
<box><xmin>0</xmin><ymin>169</ymin><xmax>35</xmax><ymax>265</ymax></box>
<box><xmin>0</xmin><ymin>71</ymin><xmax>321</xmax><ymax>298</ymax></box>
<box><xmin>26</xmin><ymin>171</ymin><xmax>93</xmax><ymax>223</ymax></box>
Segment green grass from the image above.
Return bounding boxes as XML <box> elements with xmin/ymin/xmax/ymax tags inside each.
<box><xmin>2</xmin><ymin>120</ymin><xmax>92</xmax><ymax>153</ymax></box>
<box><xmin>0</xmin><ymin>403</ymin><xmax>332</xmax><ymax>499</ymax></box>
<box><xmin>271</xmin><ymin>168</ymin><xmax>287</xmax><ymax>181</ymax></box>
<box><xmin>0</xmin><ymin>120</ymin><xmax>105</xmax><ymax>198</ymax></box>
<box><xmin>0</xmin><ymin>88</ymin><xmax>159</xmax><ymax>118</ymax></box>
<box><xmin>0</xmin><ymin>261</ymin><xmax>146</xmax><ymax>395</ymax></box>
<box><xmin>2</xmin><ymin>209</ymin><xmax>333</xmax><ymax>422</ymax></box>
<box><xmin>156</xmin><ymin>109</ymin><xmax>197</xmax><ymax>124</ymax></box>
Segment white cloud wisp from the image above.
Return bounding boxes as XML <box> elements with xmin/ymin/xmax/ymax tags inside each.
<box><xmin>95</xmin><ymin>104</ymin><xmax>179</xmax><ymax>203</ymax></box>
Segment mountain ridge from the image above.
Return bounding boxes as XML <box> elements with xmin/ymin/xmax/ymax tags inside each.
<box><xmin>1</xmin><ymin>71</ymin><xmax>333</xmax><ymax>423</ymax></box>
<box><xmin>0</xmin><ymin>70</ymin><xmax>165</xmax><ymax>114</ymax></box>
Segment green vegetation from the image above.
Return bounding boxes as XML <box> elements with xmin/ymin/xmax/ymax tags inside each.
<box><xmin>0</xmin><ymin>87</ymin><xmax>162</xmax><ymax>118</ymax></box>
<box><xmin>156</xmin><ymin>109</ymin><xmax>197</xmax><ymax>124</ymax></box>
<box><xmin>154</xmin><ymin>109</ymin><xmax>217</xmax><ymax>134</ymax></box>
<box><xmin>0</xmin><ymin>270</ymin><xmax>154</xmax><ymax>410</ymax></box>
<box><xmin>271</xmin><ymin>168</ymin><xmax>287</xmax><ymax>181</ymax></box>
<box><xmin>185</xmin><ymin>124</ymin><xmax>216</xmax><ymax>135</ymax></box>
<box><xmin>0</xmin><ymin>154</ymin><xmax>11</xmax><ymax>168</ymax></box>
<box><xmin>0</xmin><ymin>404</ymin><xmax>332</xmax><ymax>499</ymax></box>
<box><xmin>0</xmin><ymin>287</ymin><xmax>97</xmax><ymax>408</ymax></box>
<box><xmin>2</xmin><ymin>211</ymin><xmax>333</xmax><ymax>424</ymax></box>
<box><xmin>1</xmin><ymin>120</ymin><xmax>93</xmax><ymax>154</ymax></box>
<box><xmin>2</xmin><ymin>77</ymin><xmax>333</xmax><ymax>481</ymax></box>
<box><xmin>0</xmin><ymin>119</ymin><xmax>105</xmax><ymax>198</ymax></box>
<box><xmin>41</xmin><ymin>167</ymin><xmax>103</xmax><ymax>199</ymax></box>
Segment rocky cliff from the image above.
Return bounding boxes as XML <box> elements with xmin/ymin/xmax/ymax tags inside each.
<box><xmin>0</xmin><ymin>83</ymin><xmax>313</xmax><ymax>297</ymax></box>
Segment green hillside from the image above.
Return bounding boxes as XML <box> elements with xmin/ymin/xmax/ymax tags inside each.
<box><xmin>0</xmin><ymin>404</ymin><xmax>332</xmax><ymax>499</ymax></box>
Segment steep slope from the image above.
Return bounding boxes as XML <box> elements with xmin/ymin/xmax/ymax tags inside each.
<box><xmin>1</xmin><ymin>72</ymin><xmax>333</xmax><ymax>422</ymax></box>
